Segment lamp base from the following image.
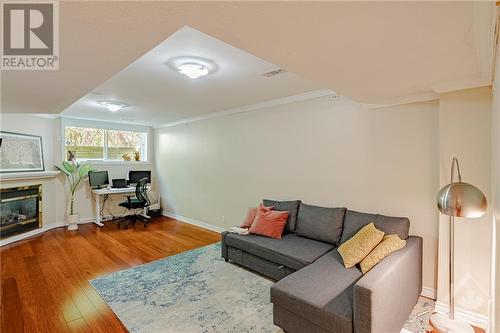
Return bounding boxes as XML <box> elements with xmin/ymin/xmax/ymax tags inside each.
<box><xmin>430</xmin><ymin>313</ymin><xmax>474</xmax><ymax>333</ymax></box>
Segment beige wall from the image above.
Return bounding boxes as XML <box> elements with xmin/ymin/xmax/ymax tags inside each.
<box><xmin>492</xmin><ymin>33</ymin><xmax>500</xmax><ymax>333</ymax></box>
<box><xmin>155</xmin><ymin>96</ymin><xmax>440</xmax><ymax>292</ymax></box>
<box><xmin>0</xmin><ymin>114</ymin><xmax>156</xmax><ymax>228</ymax></box>
<box><xmin>0</xmin><ymin>114</ymin><xmax>66</xmax><ymax>226</ymax></box>
<box><xmin>436</xmin><ymin>87</ymin><xmax>493</xmax><ymax>319</ymax></box>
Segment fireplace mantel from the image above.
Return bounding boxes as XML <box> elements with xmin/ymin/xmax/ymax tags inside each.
<box><xmin>0</xmin><ymin>171</ymin><xmax>60</xmax><ymax>182</ymax></box>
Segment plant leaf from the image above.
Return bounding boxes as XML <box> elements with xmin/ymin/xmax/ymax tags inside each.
<box><xmin>62</xmin><ymin>161</ymin><xmax>76</xmax><ymax>174</ymax></box>
<box><xmin>78</xmin><ymin>164</ymin><xmax>92</xmax><ymax>177</ymax></box>
<box><xmin>55</xmin><ymin>164</ymin><xmax>71</xmax><ymax>176</ymax></box>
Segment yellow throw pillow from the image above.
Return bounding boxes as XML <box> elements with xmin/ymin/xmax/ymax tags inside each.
<box><xmin>360</xmin><ymin>234</ymin><xmax>406</xmax><ymax>274</ymax></box>
<box><xmin>338</xmin><ymin>223</ymin><xmax>384</xmax><ymax>268</ymax></box>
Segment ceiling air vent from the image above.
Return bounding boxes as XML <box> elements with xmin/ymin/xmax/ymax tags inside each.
<box><xmin>262</xmin><ymin>68</ymin><xmax>287</xmax><ymax>77</ymax></box>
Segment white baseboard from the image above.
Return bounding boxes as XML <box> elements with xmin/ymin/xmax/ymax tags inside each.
<box><xmin>0</xmin><ymin>216</ymin><xmax>102</xmax><ymax>247</ymax></box>
<box><xmin>162</xmin><ymin>211</ymin><xmax>226</xmax><ymax>233</ymax></box>
<box><xmin>434</xmin><ymin>301</ymin><xmax>489</xmax><ymax>330</ymax></box>
<box><xmin>418</xmin><ymin>287</ymin><xmax>488</xmax><ymax>330</ymax></box>
<box><xmin>421</xmin><ymin>286</ymin><xmax>437</xmax><ymax>300</ymax></box>
<box><xmin>0</xmin><ymin>222</ymin><xmax>65</xmax><ymax>246</ymax></box>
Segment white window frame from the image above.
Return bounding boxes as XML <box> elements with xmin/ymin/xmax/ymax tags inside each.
<box><xmin>61</xmin><ymin>118</ymin><xmax>151</xmax><ymax>164</ymax></box>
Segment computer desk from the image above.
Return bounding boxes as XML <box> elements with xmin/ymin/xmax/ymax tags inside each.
<box><xmin>92</xmin><ymin>185</ymin><xmax>150</xmax><ymax>226</ymax></box>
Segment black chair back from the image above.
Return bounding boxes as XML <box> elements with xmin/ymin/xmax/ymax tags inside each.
<box><xmin>135</xmin><ymin>177</ymin><xmax>151</xmax><ymax>206</ymax></box>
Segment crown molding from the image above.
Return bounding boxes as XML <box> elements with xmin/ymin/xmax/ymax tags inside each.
<box><xmin>154</xmin><ymin>89</ymin><xmax>336</xmax><ymax>129</ymax></box>
<box><xmin>359</xmin><ymin>91</ymin><xmax>439</xmax><ymax>110</ymax></box>
<box><xmin>430</xmin><ymin>78</ymin><xmax>491</xmax><ymax>95</ymax></box>
<box><xmin>33</xmin><ymin>114</ymin><xmax>60</xmax><ymax>120</ymax></box>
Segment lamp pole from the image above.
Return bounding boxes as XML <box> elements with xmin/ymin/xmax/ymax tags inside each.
<box><xmin>449</xmin><ymin>214</ymin><xmax>454</xmax><ymax>320</ymax></box>
<box><xmin>430</xmin><ymin>157</ymin><xmax>487</xmax><ymax>333</ymax></box>
<box><xmin>448</xmin><ymin>157</ymin><xmax>460</xmax><ymax>320</ymax></box>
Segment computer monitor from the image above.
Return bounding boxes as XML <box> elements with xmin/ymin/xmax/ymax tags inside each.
<box><xmin>128</xmin><ymin>170</ymin><xmax>151</xmax><ymax>185</ymax></box>
<box><xmin>88</xmin><ymin>171</ymin><xmax>109</xmax><ymax>189</ymax></box>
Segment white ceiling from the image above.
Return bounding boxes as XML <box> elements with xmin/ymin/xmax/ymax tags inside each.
<box><xmin>1</xmin><ymin>2</ymin><xmax>496</xmax><ymax>116</ymax></box>
<box><xmin>61</xmin><ymin>26</ymin><xmax>322</xmax><ymax>126</ymax></box>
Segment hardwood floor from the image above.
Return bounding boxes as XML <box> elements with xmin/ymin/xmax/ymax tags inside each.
<box><xmin>0</xmin><ymin>216</ymin><xmax>221</xmax><ymax>333</ymax></box>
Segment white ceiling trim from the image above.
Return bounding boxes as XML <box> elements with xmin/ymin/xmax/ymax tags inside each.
<box><xmin>62</xmin><ymin>118</ymin><xmax>150</xmax><ymax>132</ymax></box>
<box><xmin>154</xmin><ymin>89</ymin><xmax>335</xmax><ymax>129</ymax></box>
<box><xmin>430</xmin><ymin>78</ymin><xmax>491</xmax><ymax>95</ymax></box>
<box><xmin>359</xmin><ymin>91</ymin><xmax>439</xmax><ymax>110</ymax></box>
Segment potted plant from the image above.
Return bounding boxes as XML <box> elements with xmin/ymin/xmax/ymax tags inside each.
<box><xmin>56</xmin><ymin>161</ymin><xmax>93</xmax><ymax>230</ymax></box>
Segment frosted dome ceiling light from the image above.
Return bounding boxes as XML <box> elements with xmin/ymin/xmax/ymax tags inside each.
<box><xmin>177</xmin><ymin>63</ymin><xmax>209</xmax><ymax>79</ymax></box>
<box><xmin>99</xmin><ymin>101</ymin><xmax>128</xmax><ymax>112</ymax></box>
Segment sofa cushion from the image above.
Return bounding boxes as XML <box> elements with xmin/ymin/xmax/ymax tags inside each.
<box><xmin>339</xmin><ymin>210</ymin><xmax>410</xmax><ymax>244</ymax></box>
<box><xmin>338</xmin><ymin>223</ymin><xmax>384</xmax><ymax>268</ymax></box>
<box><xmin>296</xmin><ymin>203</ymin><xmax>346</xmax><ymax>245</ymax></box>
<box><xmin>263</xmin><ymin>199</ymin><xmax>301</xmax><ymax>233</ymax></box>
<box><xmin>240</xmin><ymin>207</ymin><xmax>258</xmax><ymax>228</ymax></box>
<box><xmin>249</xmin><ymin>206</ymin><xmax>288</xmax><ymax>239</ymax></box>
<box><xmin>224</xmin><ymin>233</ymin><xmax>334</xmax><ymax>271</ymax></box>
<box><xmin>359</xmin><ymin>234</ymin><xmax>406</xmax><ymax>274</ymax></box>
<box><xmin>271</xmin><ymin>250</ymin><xmax>362</xmax><ymax>333</ymax></box>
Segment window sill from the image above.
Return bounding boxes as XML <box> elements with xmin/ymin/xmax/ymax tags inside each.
<box><xmin>79</xmin><ymin>160</ymin><xmax>151</xmax><ymax>165</ymax></box>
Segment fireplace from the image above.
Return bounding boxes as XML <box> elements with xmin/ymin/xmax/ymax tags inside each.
<box><xmin>0</xmin><ymin>184</ymin><xmax>42</xmax><ymax>239</ymax></box>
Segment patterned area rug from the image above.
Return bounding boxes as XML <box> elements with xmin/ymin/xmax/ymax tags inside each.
<box><xmin>91</xmin><ymin>243</ymin><xmax>434</xmax><ymax>333</ymax></box>
<box><xmin>404</xmin><ymin>297</ymin><xmax>434</xmax><ymax>333</ymax></box>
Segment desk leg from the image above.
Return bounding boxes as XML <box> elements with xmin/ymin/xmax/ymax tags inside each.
<box><xmin>94</xmin><ymin>194</ymin><xmax>104</xmax><ymax>227</ymax></box>
<box><xmin>142</xmin><ymin>207</ymin><xmax>151</xmax><ymax>219</ymax></box>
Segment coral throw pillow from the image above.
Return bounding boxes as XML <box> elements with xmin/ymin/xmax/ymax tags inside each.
<box><xmin>240</xmin><ymin>204</ymin><xmax>273</xmax><ymax>229</ymax></box>
<box><xmin>249</xmin><ymin>206</ymin><xmax>288</xmax><ymax>239</ymax></box>
<box><xmin>240</xmin><ymin>207</ymin><xmax>258</xmax><ymax>228</ymax></box>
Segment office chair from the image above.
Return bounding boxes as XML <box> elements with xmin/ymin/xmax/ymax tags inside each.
<box><xmin>116</xmin><ymin>177</ymin><xmax>151</xmax><ymax>228</ymax></box>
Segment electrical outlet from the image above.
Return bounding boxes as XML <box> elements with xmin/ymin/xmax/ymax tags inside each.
<box><xmin>221</xmin><ymin>216</ymin><xmax>225</xmax><ymax>223</ymax></box>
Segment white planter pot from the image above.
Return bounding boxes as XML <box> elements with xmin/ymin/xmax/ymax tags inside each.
<box><xmin>67</xmin><ymin>213</ymin><xmax>79</xmax><ymax>230</ymax></box>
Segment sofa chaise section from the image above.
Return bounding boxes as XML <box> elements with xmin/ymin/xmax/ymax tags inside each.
<box><xmin>271</xmin><ymin>250</ymin><xmax>362</xmax><ymax>333</ymax></box>
<box><xmin>271</xmin><ymin>236</ymin><xmax>423</xmax><ymax>333</ymax></box>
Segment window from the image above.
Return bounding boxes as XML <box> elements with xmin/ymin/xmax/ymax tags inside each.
<box><xmin>65</xmin><ymin>126</ymin><xmax>105</xmax><ymax>160</ymax></box>
<box><xmin>63</xmin><ymin>121</ymin><xmax>148</xmax><ymax>162</ymax></box>
<box><xmin>107</xmin><ymin>129</ymin><xmax>146</xmax><ymax>161</ymax></box>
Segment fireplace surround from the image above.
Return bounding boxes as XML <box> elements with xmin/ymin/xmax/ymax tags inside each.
<box><xmin>0</xmin><ymin>184</ymin><xmax>42</xmax><ymax>239</ymax></box>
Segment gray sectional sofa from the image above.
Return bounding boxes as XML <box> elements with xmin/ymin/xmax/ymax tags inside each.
<box><xmin>221</xmin><ymin>200</ymin><xmax>422</xmax><ymax>333</ymax></box>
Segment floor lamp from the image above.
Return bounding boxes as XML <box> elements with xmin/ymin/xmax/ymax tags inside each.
<box><xmin>430</xmin><ymin>157</ymin><xmax>488</xmax><ymax>333</ymax></box>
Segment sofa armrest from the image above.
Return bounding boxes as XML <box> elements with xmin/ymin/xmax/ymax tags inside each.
<box><xmin>221</xmin><ymin>231</ymin><xmax>230</xmax><ymax>259</ymax></box>
<box><xmin>353</xmin><ymin>236</ymin><xmax>422</xmax><ymax>333</ymax></box>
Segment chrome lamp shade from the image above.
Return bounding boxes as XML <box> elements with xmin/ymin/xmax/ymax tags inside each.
<box><xmin>437</xmin><ymin>181</ymin><xmax>488</xmax><ymax>218</ymax></box>
<box><xmin>430</xmin><ymin>157</ymin><xmax>488</xmax><ymax>333</ymax></box>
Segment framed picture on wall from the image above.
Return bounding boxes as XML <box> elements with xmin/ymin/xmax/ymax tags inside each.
<box><xmin>0</xmin><ymin>131</ymin><xmax>45</xmax><ymax>173</ymax></box>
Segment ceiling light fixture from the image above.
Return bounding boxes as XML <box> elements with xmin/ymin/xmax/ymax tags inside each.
<box><xmin>99</xmin><ymin>101</ymin><xmax>128</xmax><ymax>112</ymax></box>
<box><xmin>177</xmin><ymin>63</ymin><xmax>209</xmax><ymax>79</ymax></box>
